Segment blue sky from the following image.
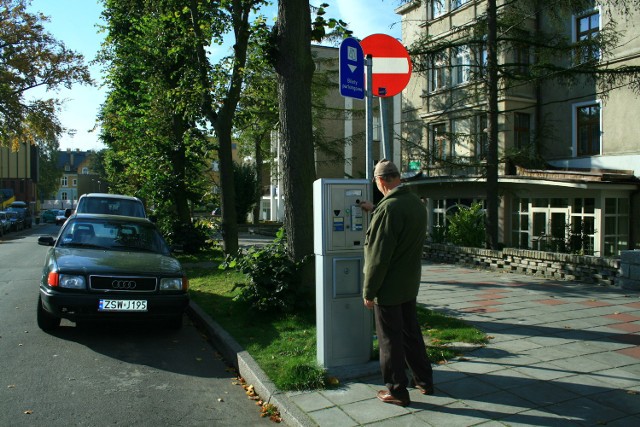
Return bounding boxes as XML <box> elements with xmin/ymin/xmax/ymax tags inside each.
<box><xmin>27</xmin><ymin>0</ymin><xmax>404</xmax><ymax>151</ymax></box>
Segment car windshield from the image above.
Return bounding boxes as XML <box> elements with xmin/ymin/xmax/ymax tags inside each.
<box><xmin>78</xmin><ymin>197</ymin><xmax>145</xmax><ymax>217</ymax></box>
<box><xmin>57</xmin><ymin>218</ymin><xmax>170</xmax><ymax>254</ymax></box>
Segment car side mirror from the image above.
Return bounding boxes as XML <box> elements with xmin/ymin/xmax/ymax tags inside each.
<box><xmin>38</xmin><ymin>236</ymin><xmax>55</xmax><ymax>246</ymax></box>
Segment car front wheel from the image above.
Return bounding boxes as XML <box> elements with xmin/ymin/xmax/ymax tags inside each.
<box><xmin>37</xmin><ymin>296</ymin><xmax>61</xmax><ymax>331</ymax></box>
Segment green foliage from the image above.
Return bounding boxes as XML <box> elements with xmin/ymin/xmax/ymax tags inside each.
<box><xmin>160</xmin><ymin>217</ymin><xmax>209</xmax><ymax>254</ymax></box>
<box><xmin>0</xmin><ymin>0</ymin><xmax>91</xmax><ymax>148</ymax></box>
<box><xmin>446</xmin><ymin>203</ymin><xmax>486</xmax><ymax>248</ymax></box>
<box><xmin>219</xmin><ymin>229</ymin><xmax>311</xmax><ymax>313</ymax></box>
<box><xmin>232</xmin><ymin>161</ymin><xmax>258</xmax><ymax>224</ymax></box>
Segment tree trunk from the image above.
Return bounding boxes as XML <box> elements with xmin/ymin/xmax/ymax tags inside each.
<box><xmin>275</xmin><ymin>0</ymin><xmax>316</xmax><ymax>287</ymax></box>
<box><xmin>485</xmin><ymin>0</ymin><xmax>500</xmax><ymax>249</ymax></box>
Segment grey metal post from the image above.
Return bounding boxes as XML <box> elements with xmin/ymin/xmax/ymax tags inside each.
<box><xmin>365</xmin><ymin>55</ymin><xmax>374</xmax><ymax>181</ymax></box>
<box><xmin>379</xmin><ymin>96</ymin><xmax>390</xmax><ymax>159</ymax></box>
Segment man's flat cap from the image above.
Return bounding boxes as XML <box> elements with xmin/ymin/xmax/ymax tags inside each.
<box><xmin>374</xmin><ymin>159</ymin><xmax>399</xmax><ymax>177</ymax></box>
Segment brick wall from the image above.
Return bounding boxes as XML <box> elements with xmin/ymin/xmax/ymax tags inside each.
<box><xmin>423</xmin><ymin>244</ymin><xmax>620</xmax><ymax>286</ymax></box>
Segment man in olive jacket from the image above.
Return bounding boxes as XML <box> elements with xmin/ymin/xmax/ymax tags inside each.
<box><xmin>362</xmin><ymin>159</ymin><xmax>433</xmax><ymax>407</ymax></box>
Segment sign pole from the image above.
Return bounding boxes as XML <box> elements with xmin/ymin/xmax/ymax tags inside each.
<box><xmin>379</xmin><ymin>96</ymin><xmax>390</xmax><ymax>159</ymax></box>
<box><xmin>365</xmin><ymin>54</ymin><xmax>374</xmax><ymax>181</ymax></box>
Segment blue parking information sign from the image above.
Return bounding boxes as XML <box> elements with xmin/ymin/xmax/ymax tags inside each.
<box><xmin>339</xmin><ymin>38</ymin><xmax>365</xmax><ymax>99</ymax></box>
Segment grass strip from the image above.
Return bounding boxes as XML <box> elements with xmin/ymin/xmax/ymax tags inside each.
<box><xmin>183</xmin><ymin>254</ymin><xmax>488</xmax><ymax>390</ymax></box>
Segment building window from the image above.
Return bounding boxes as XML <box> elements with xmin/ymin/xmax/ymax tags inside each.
<box><xmin>61</xmin><ymin>192</ymin><xmax>68</xmax><ymax>201</ymax></box>
<box><xmin>576</xmin><ymin>103</ymin><xmax>600</xmax><ymax>156</ymax></box>
<box><xmin>604</xmin><ymin>198</ymin><xmax>629</xmax><ymax>256</ymax></box>
<box><xmin>514</xmin><ymin>44</ymin><xmax>530</xmax><ymax>75</ymax></box>
<box><xmin>430</xmin><ymin>123</ymin><xmax>448</xmax><ymax>163</ymax></box>
<box><xmin>451</xmin><ymin>0</ymin><xmax>470</xmax><ymax>10</ymax></box>
<box><xmin>61</xmin><ymin>176</ymin><xmax>68</xmax><ymax>187</ymax></box>
<box><xmin>432</xmin><ymin>0</ymin><xmax>446</xmax><ymax>19</ymax></box>
<box><xmin>511</xmin><ymin>198</ymin><xmax>529</xmax><ymax>249</ymax></box>
<box><xmin>514</xmin><ymin>113</ymin><xmax>531</xmax><ymax>149</ymax></box>
<box><xmin>430</xmin><ymin>53</ymin><xmax>447</xmax><ymax>91</ymax></box>
<box><xmin>475</xmin><ymin>115</ymin><xmax>487</xmax><ymax>160</ymax></box>
<box><xmin>82</xmin><ymin>167</ymin><xmax>89</xmax><ymax>174</ymax></box>
<box><xmin>72</xmin><ymin>179</ymin><xmax>77</xmax><ymax>187</ymax></box>
<box><xmin>452</xmin><ymin>46</ymin><xmax>471</xmax><ymax>85</ymax></box>
<box><xmin>575</xmin><ymin>10</ymin><xmax>600</xmax><ymax>61</ymax></box>
<box><xmin>570</xmin><ymin>198</ymin><xmax>596</xmax><ymax>255</ymax></box>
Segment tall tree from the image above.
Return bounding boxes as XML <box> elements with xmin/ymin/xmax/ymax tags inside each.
<box><xmin>99</xmin><ymin>0</ymin><xmax>212</xmax><ymax>251</ymax></box>
<box><xmin>273</xmin><ymin>0</ymin><xmax>316</xmax><ymax>285</ymax></box>
<box><xmin>186</xmin><ymin>0</ymin><xmax>270</xmax><ymax>255</ymax></box>
<box><xmin>408</xmin><ymin>0</ymin><xmax>640</xmax><ymax>249</ymax></box>
<box><xmin>0</xmin><ymin>0</ymin><xmax>91</xmax><ymax>148</ymax></box>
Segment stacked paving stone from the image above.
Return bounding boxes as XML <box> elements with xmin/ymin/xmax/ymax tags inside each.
<box><xmin>423</xmin><ymin>243</ymin><xmax>620</xmax><ymax>286</ymax></box>
<box><xmin>619</xmin><ymin>250</ymin><xmax>640</xmax><ymax>290</ymax></box>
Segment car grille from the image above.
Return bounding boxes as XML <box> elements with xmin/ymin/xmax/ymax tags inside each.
<box><xmin>89</xmin><ymin>275</ymin><xmax>157</xmax><ymax>292</ymax></box>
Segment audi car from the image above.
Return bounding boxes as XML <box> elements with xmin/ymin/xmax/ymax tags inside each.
<box><xmin>36</xmin><ymin>214</ymin><xmax>189</xmax><ymax>331</ymax></box>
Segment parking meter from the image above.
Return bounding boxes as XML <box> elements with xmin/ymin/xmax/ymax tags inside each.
<box><xmin>313</xmin><ymin>178</ymin><xmax>372</xmax><ymax>368</ymax></box>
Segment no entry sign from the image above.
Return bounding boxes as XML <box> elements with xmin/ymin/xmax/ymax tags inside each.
<box><xmin>360</xmin><ymin>34</ymin><xmax>412</xmax><ymax>98</ymax></box>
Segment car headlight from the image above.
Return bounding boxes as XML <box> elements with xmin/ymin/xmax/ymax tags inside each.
<box><xmin>59</xmin><ymin>274</ymin><xmax>86</xmax><ymax>289</ymax></box>
<box><xmin>160</xmin><ymin>277</ymin><xmax>187</xmax><ymax>291</ymax></box>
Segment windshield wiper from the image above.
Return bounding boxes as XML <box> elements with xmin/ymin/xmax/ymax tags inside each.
<box><xmin>61</xmin><ymin>242</ymin><xmax>108</xmax><ymax>250</ymax></box>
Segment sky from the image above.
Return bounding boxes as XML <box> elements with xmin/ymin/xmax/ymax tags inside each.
<box><xmin>27</xmin><ymin>0</ymin><xmax>404</xmax><ymax>152</ymax></box>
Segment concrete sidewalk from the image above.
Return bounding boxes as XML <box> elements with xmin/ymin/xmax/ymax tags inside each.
<box><xmin>192</xmin><ymin>260</ymin><xmax>640</xmax><ymax>426</ymax></box>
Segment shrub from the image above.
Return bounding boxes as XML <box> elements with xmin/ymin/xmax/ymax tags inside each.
<box><xmin>446</xmin><ymin>202</ymin><xmax>486</xmax><ymax>248</ymax></box>
<box><xmin>219</xmin><ymin>228</ymin><xmax>310</xmax><ymax>313</ymax></box>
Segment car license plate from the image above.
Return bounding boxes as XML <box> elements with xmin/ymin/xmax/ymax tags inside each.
<box><xmin>99</xmin><ymin>299</ymin><xmax>148</xmax><ymax>312</ymax></box>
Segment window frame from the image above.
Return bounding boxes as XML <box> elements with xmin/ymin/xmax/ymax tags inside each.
<box><xmin>514</xmin><ymin>112</ymin><xmax>531</xmax><ymax>149</ymax></box>
<box><xmin>573</xmin><ymin>101</ymin><xmax>601</xmax><ymax>157</ymax></box>
<box><xmin>572</xmin><ymin>8</ymin><xmax>601</xmax><ymax>62</ymax></box>
<box><xmin>452</xmin><ymin>45</ymin><xmax>471</xmax><ymax>86</ymax></box>
<box><xmin>429</xmin><ymin>52</ymin><xmax>448</xmax><ymax>92</ymax></box>
<box><xmin>431</xmin><ymin>0</ymin><xmax>446</xmax><ymax>19</ymax></box>
<box><xmin>430</xmin><ymin>123</ymin><xmax>448</xmax><ymax>164</ymax></box>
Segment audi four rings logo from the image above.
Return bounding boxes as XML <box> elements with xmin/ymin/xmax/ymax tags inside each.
<box><xmin>112</xmin><ymin>280</ymin><xmax>137</xmax><ymax>289</ymax></box>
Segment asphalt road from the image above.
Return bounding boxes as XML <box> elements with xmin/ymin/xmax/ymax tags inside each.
<box><xmin>0</xmin><ymin>223</ymin><xmax>272</xmax><ymax>426</ymax></box>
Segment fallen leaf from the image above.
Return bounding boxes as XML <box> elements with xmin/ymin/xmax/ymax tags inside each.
<box><xmin>195</xmin><ymin>357</ymin><xmax>202</xmax><ymax>362</ymax></box>
<box><xmin>327</xmin><ymin>377</ymin><xmax>340</xmax><ymax>386</ymax></box>
<box><xmin>217</xmin><ymin>398</ymin><xmax>224</xmax><ymax>402</ymax></box>
<box><xmin>7</xmin><ymin>385</ymin><xmax>16</xmax><ymax>388</ymax></box>
<box><xmin>23</xmin><ymin>410</ymin><xmax>33</xmax><ymax>415</ymax></box>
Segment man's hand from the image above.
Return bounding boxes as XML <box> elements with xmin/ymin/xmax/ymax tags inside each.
<box><xmin>363</xmin><ymin>299</ymin><xmax>375</xmax><ymax>309</ymax></box>
<box><xmin>359</xmin><ymin>200</ymin><xmax>375</xmax><ymax>213</ymax></box>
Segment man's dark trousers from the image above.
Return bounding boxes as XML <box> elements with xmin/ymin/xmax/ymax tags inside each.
<box><xmin>375</xmin><ymin>299</ymin><xmax>433</xmax><ymax>399</ymax></box>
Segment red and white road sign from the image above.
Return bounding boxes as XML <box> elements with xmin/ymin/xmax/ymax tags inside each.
<box><xmin>360</xmin><ymin>34</ymin><xmax>412</xmax><ymax>98</ymax></box>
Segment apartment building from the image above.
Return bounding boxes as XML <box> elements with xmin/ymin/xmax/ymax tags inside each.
<box><xmin>396</xmin><ymin>0</ymin><xmax>640</xmax><ymax>256</ymax></box>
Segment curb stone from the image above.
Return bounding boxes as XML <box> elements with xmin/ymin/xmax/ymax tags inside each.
<box><xmin>187</xmin><ymin>302</ymin><xmax>317</xmax><ymax>427</ymax></box>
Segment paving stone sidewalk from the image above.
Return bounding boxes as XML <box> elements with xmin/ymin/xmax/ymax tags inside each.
<box><xmin>286</xmin><ymin>261</ymin><xmax>640</xmax><ymax>426</ymax></box>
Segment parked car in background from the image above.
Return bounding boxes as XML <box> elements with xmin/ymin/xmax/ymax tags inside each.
<box><xmin>41</xmin><ymin>209</ymin><xmax>58</xmax><ymax>224</ymax></box>
<box><xmin>6</xmin><ymin>210</ymin><xmax>24</xmax><ymax>231</ymax></box>
<box><xmin>0</xmin><ymin>211</ymin><xmax>11</xmax><ymax>235</ymax></box>
<box><xmin>76</xmin><ymin>193</ymin><xmax>147</xmax><ymax>218</ymax></box>
<box><xmin>7</xmin><ymin>201</ymin><xmax>32</xmax><ymax>228</ymax></box>
<box><xmin>36</xmin><ymin>214</ymin><xmax>189</xmax><ymax>331</ymax></box>
<box><xmin>56</xmin><ymin>209</ymin><xmax>69</xmax><ymax>225</ymax></box>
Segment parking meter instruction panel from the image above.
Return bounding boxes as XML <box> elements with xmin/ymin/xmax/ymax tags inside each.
<box><xmin>317</xmin><ymin>180</ymin><xmax>369</xmax><ymax>254</ymax></box>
